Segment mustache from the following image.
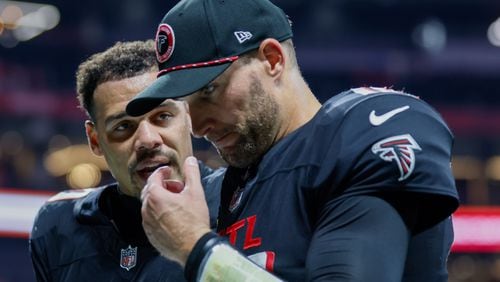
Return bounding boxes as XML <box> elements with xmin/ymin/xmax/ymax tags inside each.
<box><xmin>130</xmin><ymin>147</ymin><xmax>179</xmax><ymax>171</ymax></box>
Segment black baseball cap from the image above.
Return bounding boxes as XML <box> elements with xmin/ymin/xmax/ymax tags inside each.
<box><xmin>126</xmin><ymin>0</ymin><xmax>293</xmax><ymax>117</ymax></box>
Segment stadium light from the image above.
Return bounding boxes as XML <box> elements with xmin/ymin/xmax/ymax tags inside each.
<box><xmin>0</xmin><ymin>0</ymin><xmax>60</xmax><ymax>47</ymax></box>
<box><xmin>487</xmin><ymin>18</ymin><xmax>500</xmax><ymax>47</ymax></box>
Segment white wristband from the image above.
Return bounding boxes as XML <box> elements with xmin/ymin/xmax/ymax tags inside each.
<box><xmin>197</xmin><ymin>243</ymin><xmax>282</xmax><ymax>282</ymax></box>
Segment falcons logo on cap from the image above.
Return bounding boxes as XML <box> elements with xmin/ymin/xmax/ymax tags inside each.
<box><xmin>371</xmin><ymin>134</ymin><xmax>422</xmax><ymax>181</ymax></box>
<box><xmin>156</xmin><ymin>23</ymin><xmax>175</xmax><ymax>63</ymax></box>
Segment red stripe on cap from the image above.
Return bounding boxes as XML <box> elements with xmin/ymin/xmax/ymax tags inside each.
<box><xmin>157</xmin><ymin>56</ymin><xmax>239</xmax><ymax>78</ymax></box>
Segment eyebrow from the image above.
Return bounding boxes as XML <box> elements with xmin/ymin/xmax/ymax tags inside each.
<box><xmin>104</xmin><ymin>111</ymin><xmax>128</xmax><ymax>128</ymax></box>
<box><xmin>157</xmin><ymin>100</ymin><xmax>178</xmax><ymax>109</ymax></box>
<box><xmin>104</xmin><ymin>100</ymin><xmax>179</xmax><ymax>127</ymax></box>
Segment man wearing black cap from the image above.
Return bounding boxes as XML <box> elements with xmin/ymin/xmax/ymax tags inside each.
<box><xmin>129</xmin><ymin>0</ymin><xmax>460</xmax><ymax>281</ymax></box>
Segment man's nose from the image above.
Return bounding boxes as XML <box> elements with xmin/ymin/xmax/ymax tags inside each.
<box><xmin>134</xmin><ymin>121</ymin><xmax>162</xmax><ymax>151</ymax></box>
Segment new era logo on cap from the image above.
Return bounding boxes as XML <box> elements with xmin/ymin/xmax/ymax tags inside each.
<box><xmin>234</xmin><ymin>31</ymin><xmax>253</xmax><ymax>44</ymax></box>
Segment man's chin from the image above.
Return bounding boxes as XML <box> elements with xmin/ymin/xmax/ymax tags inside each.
<box><xmin>130</xmin><ymin>176</ymin><xmax>146</xmax><ymax>193</ymax></box>
<box><xmin>118</xmin><ymin>185</ymin><xmax>142</xmax><ymax>199</ymax></box>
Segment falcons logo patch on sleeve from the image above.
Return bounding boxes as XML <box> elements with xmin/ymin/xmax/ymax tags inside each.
<box><xmin>371</xmin><ymin>134</ymin><xmax>422</xmax><ymax>181</ymax></box>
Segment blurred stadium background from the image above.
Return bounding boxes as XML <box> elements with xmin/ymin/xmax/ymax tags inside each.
<box><xmin>0</xmin><ymin>0</ymin><xmax>499</xmax><ymax>281</ymax></box>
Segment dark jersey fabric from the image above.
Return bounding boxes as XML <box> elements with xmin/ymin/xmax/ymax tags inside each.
<box><xmin>216</xmin><ymin>89</ymin><xmax>459</xmax><ymax>281</ymax></box>
<box><xmin>29</xmin><ymin>162</ymin><xmax>224</xmax><ymax>282</ymax></box>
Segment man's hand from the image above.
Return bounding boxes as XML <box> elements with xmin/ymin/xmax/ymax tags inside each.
<box><xmin>141</xmin><ymin>156</ymin><xmax>212</xmax><ymax>266</ymax></box>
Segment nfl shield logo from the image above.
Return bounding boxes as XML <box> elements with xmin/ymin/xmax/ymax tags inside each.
<box><xmin>120</xmin><ymin>245</ymin><xmax>137</xmax><ymax>271</ymax></box>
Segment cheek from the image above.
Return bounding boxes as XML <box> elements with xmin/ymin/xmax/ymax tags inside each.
<box><xmin>101</xmin><ymin>142</ymin><xmax>132</xmax><ymax>166</ymax></box>
<box><xmin>166</xmin><ymin>123</ymin><xmax>192</xmax><ymax>149</ymax></box>
<box><xmin>222</xmin><ymin>97</ymin><xmax>249</xmax><ymax>125</ymax></box>
<box><xmin>225</xmin><ymin>80</ymin><xmax>253</xmax><ymax>109</ymax></box>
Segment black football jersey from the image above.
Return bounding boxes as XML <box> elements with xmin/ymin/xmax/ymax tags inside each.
<box><xmin>217</xmin><ymin>88</ymin><xmax>459</xmax><ymax>281</ymax></box>
<box><xmin>29</xmin><ymin>163</ymin><xmax>224</xmax><ymax>282</ymax></box>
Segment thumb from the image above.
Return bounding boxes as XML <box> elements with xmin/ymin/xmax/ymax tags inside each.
<box><xmin>148</xmin><ymin>165</ymin><xmax>172</xmax><ymax>184</ymax></box>
<box><xmin>164</xmin><ymin>179</ymin><xmax>185</xmax><ymax>193</ymax></box>
<box><xmin>183</xmin><ymin>156</ymin><xmax>202</xmax><ymax>194</ymax></box>
<box><xmin>141</xmin><ymin>165</ymin><xmax>172</xmax><ymax>202</ymax></box>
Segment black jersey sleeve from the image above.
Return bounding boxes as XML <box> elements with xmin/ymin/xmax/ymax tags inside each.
<box><xmin>30</xmin><ymin>224</ymin><xmax>51</xmax><ymax>282</ymax></box>
<box><xmin>306</xmin><ymin>195</ymin><xmax>411</xmax><ymax>281</ymax></box>
<box><xmin>29</xmin><ymin>201</ymin><xmax>66</xmax><ymax>282</ymax></box>
<box><xmin>29</xmin><ymin>189</ymin><xmax>96</xmax><ymax>282</ymax></box>
<box><xmin>305</xmin><ymin>193</ymin><xmax>453</xmax><ymax>281</ymax></box>
<box><xmin>308</xmin><ymin>92</ymin><xmax>459</xmax><ymax>232</ymax></box>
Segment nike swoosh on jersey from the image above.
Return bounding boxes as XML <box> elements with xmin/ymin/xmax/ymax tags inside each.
<box><xmin>369</xmin><ymin>105</ymin><xmax>410</xmax><ymax>126</ymax></box>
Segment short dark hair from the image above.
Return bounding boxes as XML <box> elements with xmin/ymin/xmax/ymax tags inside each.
<box><xmin>76</xmin><ymin>40</ymin><xmax>157</xmax><ymax>119</ymax></box>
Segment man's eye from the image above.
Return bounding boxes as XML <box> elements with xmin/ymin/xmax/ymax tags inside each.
<box><xmin>202</xmin><ymin>84</ymin><xmax>216</xmax><ymax>96</ymax></box>
<box><xmin>158</xmin><ymin>112</ymin><xmax>173</xmax><ymax>121</ymax></box>
<box><xmin>114</xmin><ymin>122</ymin><xmax>130</xmax><ymax>132</ymax></box>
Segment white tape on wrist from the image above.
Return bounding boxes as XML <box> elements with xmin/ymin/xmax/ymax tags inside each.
<box><xmin>198</xmin><ymin>243</ymin><xmax>282</xmax><ymax>282</ymax></box>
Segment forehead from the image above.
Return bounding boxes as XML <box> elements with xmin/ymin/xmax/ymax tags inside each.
<box><xmin>91</xmin><ymin>72</ymin><xmax>189</xmax><ymax>128</ymax></box>
<box><xmin>92</xmin><ymin>72</ymin><xmax>157</xmax><ymax>120</ymax></box>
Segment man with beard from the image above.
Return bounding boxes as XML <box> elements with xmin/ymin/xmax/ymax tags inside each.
<box><xmin>128</xmin><ymin>0</ymin><xmax>460</xmax><ymax>281</ymax></box>
<box><xmin>29</xmin><ymin>40</ymin><xmax>223</xmax><ymax>281</ymax></box>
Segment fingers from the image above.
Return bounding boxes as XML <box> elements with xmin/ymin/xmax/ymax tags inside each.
<box><xmin>184</xmin><ymin>156</ymin><xmax>201</xmax><ymax>193</ymax></box>
<box><xmin>164</xmin><ymin>179</ymin><xmax>185</xmax><ymax>193</ymax></box>
<box><xmin>141</xmin><ymin>166</ymin><xmax>173</xmax><ymax>202</ymax></box>
<box><xmin>149</xmin><ymin>165</ymin><xmax>173</xmax><ymax>186</ymax></box>
<box><xmin>140</xmin><ymin>155</ymin><xmax>211</xmax><ymax>265</ymax></box>
<box><xmin>143</xmin><ymin>157</ymin><xmax>199</xmax><ymax>198</ymax></box>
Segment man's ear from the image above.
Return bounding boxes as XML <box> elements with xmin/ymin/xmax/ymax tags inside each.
<box><xmin>258</xmin><ymin>38</ymin><xmax>285</xmax><ymax>78</ymax></box>
<box><xmin>85</xmin><ymin>120</ymin><xmax>103</xmax><ymax>156</ymax></box>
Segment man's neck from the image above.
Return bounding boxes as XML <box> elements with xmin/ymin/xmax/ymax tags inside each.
<box><xmin>275</xmin><ymin>76</ymin><xmax>321</xmax><ymax>143</ymax></box>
